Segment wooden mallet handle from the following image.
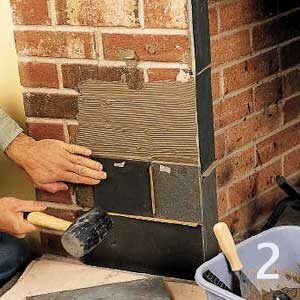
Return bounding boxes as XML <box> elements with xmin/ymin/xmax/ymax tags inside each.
<box><xmin>213</xmin><ymin>222</ymin><xmax>243</xmax><ymax>272</ymax></box>
<box><xmin>27</xmin><ymin>212</ymin><xmax>72</xmax><ymax>232</ymax></box>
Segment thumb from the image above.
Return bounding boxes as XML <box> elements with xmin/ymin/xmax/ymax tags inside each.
<box><xmin>17</xmin><ymin>200</ymin><xmax>47</xmax><ymax>213</ymax></box>
<box><xmin>39</xmin><ymin>182</ymin><xmax>69</xmax><ymax>193</ymax></box>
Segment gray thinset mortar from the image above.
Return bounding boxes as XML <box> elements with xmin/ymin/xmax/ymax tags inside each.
<box><xmin>77</xmin><ymin>80</ymin><xmax>198</xmax><ymax>165</ymax></box>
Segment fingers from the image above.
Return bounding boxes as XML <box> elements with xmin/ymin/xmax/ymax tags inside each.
<box><xmin>69</xmin><ymin>163</ymin><xmax>107</xmax><ymax>180</ymax></box>
<box><xmin>66</xmin><ymin>154</ymin><xmax>106</xmax><ymax>181</ymax></box>
<box><xmin>69</xmin><ymin>154</ymin><xmax>103</xmax><ymax>171</ymax></box>
<box><xmin>17</xmin><ymin>200</ymin><xmax>47</xmax><ymax>213</ymax></box>
<box><xmin>39</xmin><ymin>182</ymin><xmax>69</xmax><ymax>193</ymax></box>
<box><xmin>17</xmin><ymin>220</ymin><xmax>40</xmax><ymax>235</ymax></box>
<box><xmin>13</xmin><ymin>233</ymin><xmax>26</xmax><ymax>239</ymax></box>
<box><xmin>64</xmin><ymin>144</ymin><xmax>92</xmax><ymax>157</ymax></box>
<box><xmin>62</xmin><ymin>172</ymin><xmax>101</xmax><ymax>185</ymax></box>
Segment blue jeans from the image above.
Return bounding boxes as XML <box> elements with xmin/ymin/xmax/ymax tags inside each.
<box><xmin>0</xmin><ymin>233</ymin><xmax>30</xmax><ymax>284</ymax></box>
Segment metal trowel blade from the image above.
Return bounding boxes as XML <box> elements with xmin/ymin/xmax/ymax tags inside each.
<box><xmin>239</xmin><ymin>271</ymin><xmax>261</xmax><ymax>300</ymax></box>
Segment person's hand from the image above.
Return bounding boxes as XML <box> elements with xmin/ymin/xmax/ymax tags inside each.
<box><xmin>5</xmin><ymin>134</ymin><xmax>106</xmax><ymax>193</ymax></box>
<box><xmin>0</xmin><ymin>197</ymin><xmax>47</xmax><ymax>238</ymax></box>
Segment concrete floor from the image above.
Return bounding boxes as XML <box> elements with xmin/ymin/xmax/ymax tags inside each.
<box><xmin>2</xmin><ymin>255</ymin><xmax>206</xmax><ymax>300</ymax></box>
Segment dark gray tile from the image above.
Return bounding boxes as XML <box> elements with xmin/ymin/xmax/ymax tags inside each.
<box><xmin>191</xmin><ymin>0</ymin><xmax>211</xmax><ymax>74</ymax></box>
<box><xmin>94</xmin><ymin>157</ymin><xmax>153</xmax><ymax>216</ymax></box>
<box><xmin>151</xmin><ymin>163</ymin><xmax>201</xmax><ymax>222</ymax></box>
<box><xmin>200</xmin><ymin>170</ymin><xmax>218</xmax><ymax>260</ymax></box>
<box><xmin>84</xmin><ymin>216</ymin><xmax>203</xmax><ymax>279</ymax></box>
<box><xmin>27</xmin><ymin>278</ymin><xmax>171</xmax><ymax>300</ymax></box>
<box><xmin>196</xmin><ymin>69</ymin><xmax>216</xmax><ymax>173</ymax></box>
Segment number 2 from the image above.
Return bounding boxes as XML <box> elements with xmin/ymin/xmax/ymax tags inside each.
<box><xmin>257</xmin><ymin>242</ymin><xmax>280</xmax><ymax>280</ymax></box>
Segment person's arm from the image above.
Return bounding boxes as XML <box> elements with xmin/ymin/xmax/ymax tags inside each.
<box><xmin>0</xmin><ymin>108</ymin><xmax>23</xmax><ymax>152</ymax></box>
<box><xmin>1</xmin><ymin>108</ymin><xmax>106</xmax><ymax>193</ymax></box>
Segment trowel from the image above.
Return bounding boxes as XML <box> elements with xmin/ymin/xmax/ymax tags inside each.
<box><xmin>213</xmin><ymin>222</ymin><xmax>261</xmax><ymax>299</ymax></box>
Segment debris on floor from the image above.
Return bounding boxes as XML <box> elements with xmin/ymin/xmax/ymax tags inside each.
<box><xmin>2</xmin><ymin>255</ymin><xmax>205</xmax><ymax>300</ymax></box>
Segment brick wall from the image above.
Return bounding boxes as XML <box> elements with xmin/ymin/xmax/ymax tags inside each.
<box><xmin>10</xmin><ymin>0</ymin><xmax>300</xmax><ymax>259</ymax></box>
<box><xmin>10</xmin><ymin>0</ymin><xmax>217</xmax><ymax>278</ymax></box>
<box><xmin>209</xmin><ymin>0</ymin><xmax>300</xmax><ymax>238</ymax></box>
<box><xmin>10</xmin><ymin>0</ymin><xmax>192</xmax><ymax>213</ymax></box>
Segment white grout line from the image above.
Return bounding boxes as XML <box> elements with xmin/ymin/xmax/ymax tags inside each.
<box><xmin>138</xmin><ymin>0</ymin><xmax>145</xmax><ymax>28</ymax></box>
<box><xmin>137</xmin><ymin>61</ymin><xmax>190</xmax><ymax>69</ymax></box>
<box><xmin>95</xmin><ymin>30</ymin><xmax>104</xmax><ymax>60</ymax></box>
<box><xmin>63</xmin><ymin>120</ymin><xmax>70</xmax><ymax>143</ymax></box>
<box><xmin>17</xmin><ymin>55</ymin><xmax>191</xmax><ymax>70</ymax></box>
<box><xmin>18</xmin><ymin>55</ymin><xmax>98</xmax><ymax>65</ymax></box>
<box><xmin>143</xmin><ymin>69</ymin><xmax>149</xmax><ymax>83</ymax></box>
<box><xmin>22</xmin><ymin>87</ymin><xmax>79</xmax><ymax>95</ymax></box>
<box><xmin>216</xmin><ymin>4</ymin><xmax>221</xmax><ymax>35</ymax></box>
<box><xmin>65</xmin><ymin>119</ymin><xmax>79</xmax><ymax>126</ymax></box>
<box><xmin>56</xmin><ymin>64</ymin><xmax>64</xmax><ymax>89</ymax></box>
<box><xmin>47</xmin><ymin>0</ymin><xmax>57</xmax><ymax>25</ymax></box>
<box><xmin>13</xmin><ymin>24</ymin><xmax>189</xmax><ymax>36</ymax></box>
<box><xmin>26</xmin><ymin>117</ymin><xmax>65</xmax><ymax>124</ymax></box>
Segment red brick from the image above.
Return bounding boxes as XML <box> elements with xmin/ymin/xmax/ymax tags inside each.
<box><xmin>209</xmin><ymin>7</ymin><xmax>218</xmax><ymax>36</ymax></box>
<box><xmin>67</xmin><ymin>124</ymin><xmax>78</xmax><ymax>144</ymax></box>
<box><xmin>216</xmin><ymin>147</ymin><xmax>255</xmax><ymax>187</ymax></box>
<box><xmin>217</xmin><ymin>188</ymin><xmax>228</xmax><ymax>218</ymax></box>
<box><xmin>97</xmin><ymin>67</ymin><xmax>144</xmax><ymax>89</ymax></box>
<box><xmin>256</xmin><ymin>122</ymin><xmax>300</xmax><ymax>164</ymax></box>
<box><xmin>10</xmin><ymin>0</ymin><xmax>50</xmax><ymax>25</ymax></box>
<box><xmin>283</xmin><ymin>69</ymin><xmax>300</xmax><ymax>98</ymax></box>
<box><xmin>148</xmin><ymin>68</ymin><xmax>179</xmax><ymax>82</ymax></box>
<box><xmin>284</xmin><ymin>95</ymin><xmax>300</xmax><ymax>124</ymax></box>
<box><xmin>56</xmin><ymin>0</ymin><xmax>139</xmax><ymax>27</ymax></box>
<box><xmin>281</xmin><ymin>39</ymin><xmax>300</xmax><ymax>70</ymax></box>
<box><xmin>284</xmin><ymin>147</ymin><xmax>300</xmax><ymax>176</ymax></box>
<box><xmin>62</xmin><ymin>64</ymin><xmax>145</xmax><ymax>89</ymax></box>
<box><xmin>23</xmin><ymin>93</ymin><xmax>78</xmax><ymax>119</ymax></box>
<box><xmin>228</xmin><ymin>160</ymin><xmax>281</xmax><ymax>210</ymax></box>
<box><xmin>213</xmin><ymin>90</ymin><xmax>254</xmax><ymax>130</ymax></box>
<box><xmin>219</xmin><ymin>0</ymin><xmax>277</xmax><ymax>32</ymax></box>
<box><xmin>14</xmin><ymin>31</ymin><xmax>95</xmax><ymax>59</ymax></box>
<box><xmin>223</xmin><ymin>50</ymin><xmax>279</xmax><ymax>94</ymax></box>
<box><xmin>211</xmin><ymin>72</ymin><xmax>221</xmax><ymax>100</ymax></box>
<box><xmin>253</xmin><ymin>10</ymin><xmax>300</xmax><ymax>51</ymax></box>
<box><xmin>26</xmin><ymin>122</ymin><xmax>66</xmax><ymax>141</ymax></box>
<box><xmin>144</xmin><ymin>0</ymin><xmax>188</xmax><ymax>29</ymax></box>
<box><xmin>62</xmin><ymin>64</ymin><xmax>98</xmax><ymax>89</ymax></box>
<box><xmin>225</xmin><ymin>105</ymin><xmax>281</xmax><ymax>153</ymax></box>
<box><xmin>228</xmin><ymin>175</ymin><xmax>256</xmax><ymax>209</ymax></box>
<box><xmin>254</xmin><ymin>77</ymin><xmax>283</xmax><ymax>111</ymax></box>
<box><xmin>36</xmin><ymin>189</ymin><xmax>73</xmax><ymax>205</ymax></box>
<box><xmin>255</xmin><ymin>186</ymin><xmax>285</xmax><ymax>217</ymax></box>
<box><xmin>215</xmin><ymin>132</ymin><xmax>225</xmax><ymax>160</ymax></box>
<box><xmin>102</xmin><ymin>34</ymin><xmax>190</xmax><ymax>63</ymax></box>
<box><xmin>211</xmin><ymin>30</ymin><xmax>250</xmax><ymax>67</ymax></box>
<box><xmin>255</xmin><ymin>160</ymin><xmax>282</xmax><ymax>193</ymax></box>
<box><xmin>222</xmin><ymin>201</ymin><xmax>257</xmax><ymax>236</ymax></box>
<box><xmin>19</xmin><ymin>62</ymin><xmax>58</xmax><ymax>88</ymax></box>
<box><xmin>40</xmin><ymin>232</ymin><xmax>69</xmax><ymax>256</ymax></box>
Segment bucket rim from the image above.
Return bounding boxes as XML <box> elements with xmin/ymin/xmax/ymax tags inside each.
<box><xmin>195</xmin><ymin>226</ymin><xmax>300</xmax><ymax>300</ymax></box>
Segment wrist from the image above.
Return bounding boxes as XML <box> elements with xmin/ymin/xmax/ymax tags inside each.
<box><xmin>5</xmin><ymin>133</ymin><xmax>36</xmax><ymax>168</ymax></box>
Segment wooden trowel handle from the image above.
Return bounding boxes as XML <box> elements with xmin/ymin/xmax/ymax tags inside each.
<box><xmin>27</xmin><ymin>212</ymin><xmax>72</xmax><ymax>232</ymax></box>
<box><xmin>213</xmin><ymin>222</ymin><xmax>243</xmax><ymax>272</ymax></box>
